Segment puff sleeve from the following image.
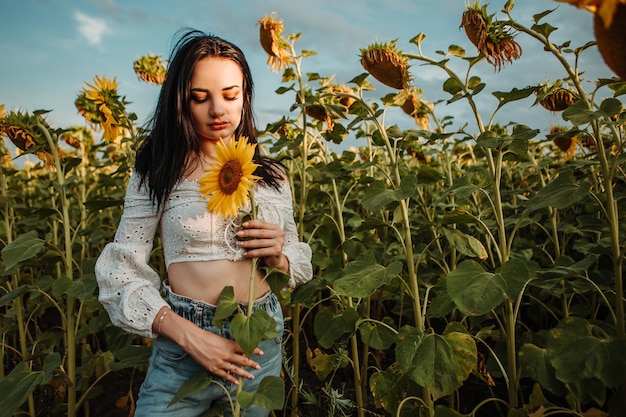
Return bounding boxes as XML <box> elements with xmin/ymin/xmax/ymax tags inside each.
<box><xmin>256</xmin><ymin>182</ymin><xmax>313</xmax><ymax>288</ymax></box>
<box><xmin>95</xmin><ymin>171</ymin><xmax>168</xmax><ymax>338</ymax></box>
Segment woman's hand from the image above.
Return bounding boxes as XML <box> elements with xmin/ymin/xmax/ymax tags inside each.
<box><xmin>237</xmin><ymin>219</ymin><xmax>289</xmax><ymax>274</ymax></box>
<box><xmin>159</xmin><ymin>309</ymin><xmax>263</xmax><ymax>385</ymax></box>
<box><xmin>182</xmin><ymin>325</ymin><xmax>263</xmax><ymax>384</ymax></box>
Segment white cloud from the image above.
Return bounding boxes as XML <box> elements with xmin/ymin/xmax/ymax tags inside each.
<box><xmin>74</xmin><ymin>10</ymin><xmax>107</xmax><ymax>45</ymax></box>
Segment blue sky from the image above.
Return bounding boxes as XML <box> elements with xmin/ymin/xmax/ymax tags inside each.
<box><xmin>0</xmin><ymin>0</ymin><xmax>613</xmax><ymax>152</ymax></box>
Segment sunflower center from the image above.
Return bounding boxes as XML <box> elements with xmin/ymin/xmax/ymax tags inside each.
<box><xmin>218</xmin><ymin>160</ymin><xmax>244</xmax><ymax>195</ymax></box>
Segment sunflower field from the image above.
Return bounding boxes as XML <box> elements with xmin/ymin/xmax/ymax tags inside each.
<box><xmin>1</xmin><ymin>1</ymin><xmax>626</xmax><ymax>416</ymax></box>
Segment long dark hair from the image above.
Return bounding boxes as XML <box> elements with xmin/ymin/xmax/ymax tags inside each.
<box><xmin>135</xmin><ymin>29</ymin><xmax>282</xmax><ymax>207</ymax></box>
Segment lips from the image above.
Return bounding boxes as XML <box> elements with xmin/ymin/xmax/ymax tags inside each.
<box><xmin>210</xmin><ymin>122</ymin><xmax>228</xmax><ymax>130</ymax></box>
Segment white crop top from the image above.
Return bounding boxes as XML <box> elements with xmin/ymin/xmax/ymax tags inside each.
<box><xmin>95</xmin><ymin>170</ymin><xmax>313</xmax><ymax>337</ymax></box>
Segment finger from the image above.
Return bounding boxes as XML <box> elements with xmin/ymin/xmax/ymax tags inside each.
<box><xmin>241</xmin><ymin>356</ymin><xmax>261</xmax><ymax>370</ymax></box>
<box><xmin>229</xmin><ymin>363</ymin><xmax>246</xmax><ymax>380</ymax></box>
<box><xmin>243</xmin><ymin>248</ymin><xmax>282</xmax><ymax>261</ymax></box>
<box><xmin>240</xmin><ymin>236</ymin><xmax>281</xmax><ymax>249</ymax></box>
<box><xmin>242</xmin><ymin>219</ymin><xmax>273</xmax><ymax>229</ymax></box>
<box><xmin>222</xmin><ymin>365</ymin><xmax>240</xmax><ymax>385</ymax></box>
<box><xmin>238</xmin><ymin>229</ymin><xmax>280</xmax><ymax>241</ymax></box>
<box><xmin>241</xmin><ymin>221</ymin><xmax>283</xmax><ymax>236</ymax></box>
<box><xmin>228</xmin><ymin>360</ymin><xmax>260</xmax><ymax>381</ymax></box>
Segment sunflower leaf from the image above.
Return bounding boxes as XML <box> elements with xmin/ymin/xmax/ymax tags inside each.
<box><xmin>525</xmin><ymin>170</ymin><xmax>591</xmax><ymax>212</ymax></box>
<box><xmin>231</xmin><ymin>309</ymin><xmax>274</xmax><ymax>358</ymax></box>
<box><xmin>1</xmin><ymin>231</ymin><xmax>45</xmax><ymax>273</ymax></box>
<box><xmin>214</xmin><ymin>286</ymin><xmax>238</xmax><ymax>329</ymax></box>
<box><xmin>446</xmin><ymin>260</ymin><xmax>507</xmax><ymax>316</ymax></box>
<box><xmin>237</xmin><ymin>375</ymin><xmax>285</xmax><ymax>410</ymax></box>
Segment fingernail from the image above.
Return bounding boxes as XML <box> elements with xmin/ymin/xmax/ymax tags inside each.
<box><xmin>248</xmin><ymin>374</ymin><xmax>255</xmax><ymax>380</ymax></box>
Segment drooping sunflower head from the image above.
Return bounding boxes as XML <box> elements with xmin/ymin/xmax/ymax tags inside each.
<box><xmin>549</xmin><ymin>125</ymin><xmax>578</xmax><ymax>160</ymax></box>
<box><xmin>400</xmin><ymin>87</ymin><xmax>432</xmax><ymax>130</ymax></box>
<box><xmin>536</xmin><ymin>83</ymin><xmax>578</xmax><ymax>112</ymax></box>
<box><xmin>461</xmin><ymin>2</ymin><xmax>522</xmax><ymax>71</ymax></box>
<box><xmin>328</xmin><ymin>84</ymin><xmax>356</xmax><ymax>109</ymax></box>
<box><xmin>258</xmin><ymin>13</ymin><xmax>293</xmax><ymax>72</ymax></box>
<box><xmin>198</xmin><ymin>136</ymin><xmax>261</xmax><ymax>218</ymax></box>
<box><xmin>76</xmin><ymin>75</ymin><xmax>127</xmax><ymax>142</ymax></box>
<box><xmin>133</xmin><ymin>53</ymin><xmax>167</xmax><ymax>85</ymax></box>
<box><xmin>0</xmin><ymin>106</ymin><xmax>9</xmax><ymax>167</ymax></box>
<box><xmin>360</xmin><ymin>40</ymin><xmax>411</xmax><ymax>90</ymax></box>
<box><xmin>61</xmin><ymin>126</ymin><xmax>95</xmax><ymax>150</ymax></box>
<box><xmin>554</xmin><ymin>0</ymin><xmax>626</xmax><ymax>27</ymax></box>
<box><xmin>295</xmin><ymin>89</ymin><xmax>339</xmax><ymax>131</ymax></box>
<box><xmin>555</xmin><ymin>0</ymin><xmax>626</xmax><ymax>79</ymax></box>
<box><xmin>461</xmin><ymin>2</ymin><xmax>489</xmax><ymax>51</ymax></box>
<box><xmin>0</xmin><ymin>109</ymin><xmax>57</xmax><ymax>166</ymax></box>
<box><xmin>594</xmin><ymin>1</ymin><xmax>626</xmax><ymax>80</ymax></box>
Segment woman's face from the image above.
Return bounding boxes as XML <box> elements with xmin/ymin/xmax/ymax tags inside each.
<box><xmin>189</xmin><ymin>56</ymin><xmax>244</xmax><ymax>143</ymax></box>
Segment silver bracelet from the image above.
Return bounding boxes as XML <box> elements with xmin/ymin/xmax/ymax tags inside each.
<box><xmin>157</xmin><ymin>307</ymin><xmax>171</xmax><ymax>335</ymax></box>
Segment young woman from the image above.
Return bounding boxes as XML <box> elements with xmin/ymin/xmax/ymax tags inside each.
<box><xmin>95</xmin><ymin>30</ymin><xmax>312</xmax><ymax>417</ymax></box>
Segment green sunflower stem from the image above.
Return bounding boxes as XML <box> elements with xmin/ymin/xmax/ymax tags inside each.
<box><xmin>38</xmin><ymin>123</ymin><xmax>77</xmax><ymax>417</ymax></box>
<box><xmin>289</xmin><ymin>40</ymin><xmax>308</xmax><ymax>417</ymax></box>
<box><xmin>246</xmin><ymin>190</ymin><xmax>258</xmax><ymax>315</ymax></box>
<box><xmin>234</xmin><ymin>189</ymin><xmax>259</xmax><ymax>417</ymax></box>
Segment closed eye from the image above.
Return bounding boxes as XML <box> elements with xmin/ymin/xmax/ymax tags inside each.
<box><xmin>191</xmin><ymin>91</ymin><xmax>208</xmax><ymax>102</ymax></box>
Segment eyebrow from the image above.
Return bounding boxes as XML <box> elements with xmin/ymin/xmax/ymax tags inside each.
<box><xmin>190</xmin><ymin>85</ymin><xmax>241</xmax><ymax>93</ymax></box>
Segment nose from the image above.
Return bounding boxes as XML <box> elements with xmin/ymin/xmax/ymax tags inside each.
<box><xmin>209</xmin><ymin>100</ymin><xmax>226</xmax><ymax>117</ymax></box>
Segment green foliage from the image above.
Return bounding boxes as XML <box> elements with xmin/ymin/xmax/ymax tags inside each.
<box><xmin>1</xmin><ymin>2</ymin><xmax>626</xmax><ymax>417</ymax></box>
<box><xmin>396</xmin><ymin>325</ymin><xmax>477</xmax><ymax>400</ymax></box>
<box><xmin>0</xmin><ymin>353</ymin><xmax>61</xmax><ymax>417</ymax></box>
<box><xmin>446</xmin><ymin>260</ymin><xmax>507</xmax><ymax>316</ymax></box>
<box><xmin>237</xmin><ymin>375</ymin><xmax>285</xmax><ymax>410</ymax></box>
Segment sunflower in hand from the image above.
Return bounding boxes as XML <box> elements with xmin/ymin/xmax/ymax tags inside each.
<box><xmin>198</xmin><ymin>136</ymin><xmax>261</xmax><ymax>218</ymax></box>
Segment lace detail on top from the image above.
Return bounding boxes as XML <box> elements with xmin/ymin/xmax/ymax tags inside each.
<box><xmin>160</xmin><ymin>178</ymin><xmax>245</xmax><ymax>266</ymax></box>
<box><xmin>95</xmin><ymin>171</ymin><xmax>313</xmax><ymax>338</ymax></box>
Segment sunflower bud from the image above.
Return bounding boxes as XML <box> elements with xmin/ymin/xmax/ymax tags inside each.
<box><xmin>258</xmin><ymin>13</ymin><xmax>293</xmax><ymax>72</ymax></box>
<box><xmin>360</xmin><ymin>40</ymin><xmax>410</xmax><ymax>90</ymax></box>
<box><xmin>133</xmin><ymin>53</ymin><xmax>167</xmax><ymax>85</ymax></box>
<box><xmin>461</xmin><ymin>2</ymin><xmax>522</xmax><ymax>71</ymax></box>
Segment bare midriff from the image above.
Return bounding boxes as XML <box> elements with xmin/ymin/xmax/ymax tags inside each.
<box><xmin>167</xmin><ymin>259</ymin><xmax>269</xmax><ymax>305</ymax></box>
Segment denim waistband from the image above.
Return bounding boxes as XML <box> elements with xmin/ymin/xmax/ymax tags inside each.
<box><xmin>163</xmin><ymin>281</ymin><xmax>277</xmax><ymax>328</ymax></box>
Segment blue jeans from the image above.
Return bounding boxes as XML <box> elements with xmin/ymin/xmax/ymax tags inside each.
<box><xmin>134</xmin><ymin>284</ymin><xmax>284</xmax><ymax>417</ymax></box>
